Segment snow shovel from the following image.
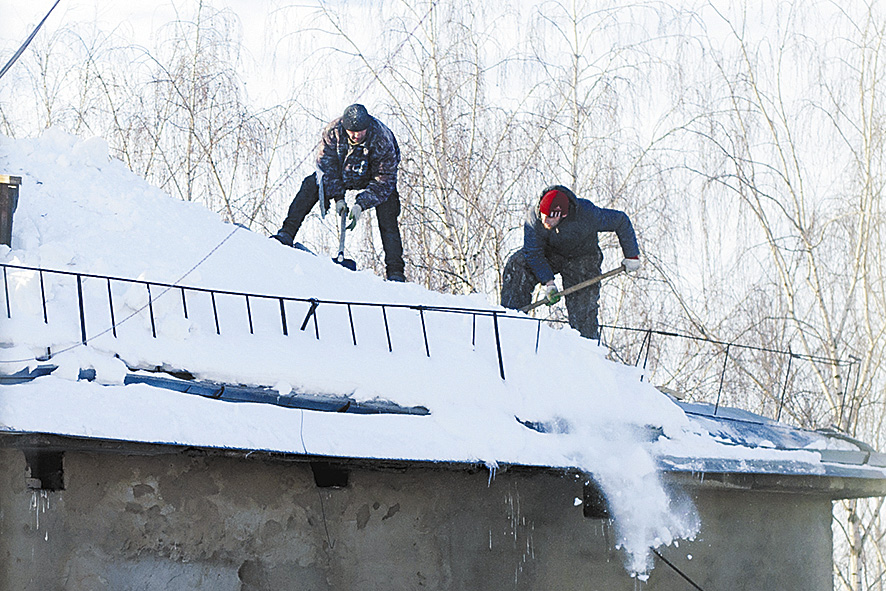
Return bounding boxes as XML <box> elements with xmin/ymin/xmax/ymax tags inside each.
<box><xmin>333</xmin><ymin>207</ymin><xmax>357</xmax><ymax>271</ymax></box>
<box><xmin>520</xmin><ymin>265</ymin><xmax>625</xmax><ymax>313</ymax></box>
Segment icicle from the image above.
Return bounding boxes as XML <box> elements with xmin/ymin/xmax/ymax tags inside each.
<box><xmin>30</xmin><ymin>490</ymin><xmax>38</xmax><ymax>531</ymax></box>
<box><xmin>29</xmin><ymin>489</ymin><xmax>49</xmax><ymax>534</ymax></box>
<box><xmin>485</xmin><ymin>460</ymin><xmax>498</xmax><ymax>486</ymax></box>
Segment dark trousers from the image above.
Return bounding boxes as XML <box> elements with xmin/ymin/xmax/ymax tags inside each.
<box><xmin>501</xmin><ymin>249</ymin><xmax>602</xmax><ymax>339</ymax></box>
<box><xmin>279</xmin><ymin>173</ymin><xmax>405</xmax><ymax>277</ymax></box>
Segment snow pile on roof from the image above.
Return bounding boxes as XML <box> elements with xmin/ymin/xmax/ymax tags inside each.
<box><xmin>0</xmin><ymin>129</ymin><xmax>872</xmax><ymax>575</ymax></box>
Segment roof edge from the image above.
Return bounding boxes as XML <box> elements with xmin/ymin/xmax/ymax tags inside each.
<box><xmin>3</xmin><ymin>431</ymin><xmax>885</xmax><ymax>500</ymax></box>
<box><xmin>665</xmin><ymin>470</ymin><xmax>886</xmax><ymax>500</ymax></box>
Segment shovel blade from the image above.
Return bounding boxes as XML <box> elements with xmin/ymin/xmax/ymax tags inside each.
<box><xmin>333</xmin><ymin>255</ymin><xmax>357</xmax><ymax>271</ymax></box>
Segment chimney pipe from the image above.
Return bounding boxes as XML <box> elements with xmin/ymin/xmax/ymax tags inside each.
<box><xmin>0</xmin><ymin>175</ymin><xmax>21</xmax><ymax>247</ymax></box>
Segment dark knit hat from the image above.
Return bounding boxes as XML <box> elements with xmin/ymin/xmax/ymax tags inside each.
<box><xmin>539</xmin><ymin>189</ymin><xmax>568</xmax><ymax>218</ymax></box>
<box><xmin>342</xmin><ymin>104</ymin><xmax>371</xmax><ymax>131</ymax></box>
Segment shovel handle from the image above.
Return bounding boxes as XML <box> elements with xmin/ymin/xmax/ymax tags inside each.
<box><xmin>519</xmin><ymin>265</ymin><xmax>625</xmax><ymax>313</ymax></box>
<box><xmin>336</xmin><ymin>207</ymin><xmax>348</xmax><ymax>259</ymax></box>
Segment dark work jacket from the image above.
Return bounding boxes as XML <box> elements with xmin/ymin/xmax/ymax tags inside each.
<box><xmin>315</xmin><ymin>116</ymin><xmax>400</xmax><ymax>211</ymax></box>
<box><xmin>522</xmin><ymin>185</ymin><xmax>640</xmax><ymax>284</ymax></box>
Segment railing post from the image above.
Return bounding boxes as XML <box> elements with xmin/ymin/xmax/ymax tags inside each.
<box><xmin>76</xmin><ymin>274</ymin><xmax>87</xmax><ymax>344</ymax></box>
<box><xmin>493</xmin><ymin>312</ymin><xmax>505</xmax><ymax>380</ymax></box>
<box><xmin>3</xmin><ymin>266</ymin><xmax>10</xmax><ymax>318</ymax></box>
<box><xmin>245</xmin><ymin>295</ymin><xmax>254</xmax><ymax>335</ymax></box>
<box><xmin>838</xmin><ymin>356</ymin><xmax>859</xmax><ymax>430</ymax></box>
<box><xmin>640</xmin><ymin>330</ymin><xmax>653</xmax><ymax>383</ymax></box>
<box><xmin>146</xmin><ymin>284</ymin><xmax>157</xmax><ymax>338</ymax></box>
<box><xmin>107</xmin><ymin>278</ymin><xmax>117</xmax><ymax>338</ymax></box>
<box><xmin>776</xmin><ymin>346</ymin><xmax>793</xmax><ymax>422</ymax></box>
<box><xmin>39</xmin><ymin>269</ymin><xmax>47</xmax><ymax>324</ymax></box>
<box><xmin>210</xmin><ymin>292</ymin><xmax>220</xmax><ymax>335</ymax></box>
<box><xmin>418</xmin><ymin>307</ymin><xmax>430</xmax><ymax>357</ymax></box>
<box><xmin>347</xmin><ymin>304</ymin><xmax>357</xmax><ymax>346</ymax></box>
<box><xmin>382</xmin><ymin>306</ymin><xmax>392</xmax><ymax>352</ymax></box>
<box><xmin>299</xmin><ymin>299</ymin><xmax>319</xmax><ymax>339</ymax></box>
<box><xmin>714</xmin><ymin>344</ymin><xmax>730</xmax><ymax>415</ymax></box>
<box><xmin>634</xmin><ymin>329</ymin><xmax>652</xmax><ymax>368</ymax></box>
<box><xmin>279</xmin><ymin>298</ymin><xmax>288</xmax><ymax>336</ymax></box>
<box><xmin>180</xmin><ymin>287</ymin><xmax>189</xmax><ymax>319</ymax></box>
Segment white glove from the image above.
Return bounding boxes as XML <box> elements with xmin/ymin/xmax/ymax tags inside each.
<box><xmin>335</xmin><ymin>199</ymin><xmax>348</xmax><ymax>216</ymax></box>
<box><xmin>622</xmin><ymin>257</ymin><xmax>641</xmax><ymax>272</ymax></box>
<box><xmin>346</xmin><ymin>203</ymin><xmax>363</xmax><ymax>230</ymax></box>
<box><xmin>540</xmin><ymin>283</ymin><xmax>561</xmax><ymax>306</ymax></box>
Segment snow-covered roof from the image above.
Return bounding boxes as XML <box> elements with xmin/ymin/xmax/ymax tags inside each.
<box><xmin>1</xmin><ymin>129</ymin><xmax>884</xmax><ymax>575</ymax></box>
<box><xmin>4</xmin><ymin>364</ymin><xmax>883</xmax><ymax>485</ymax></box>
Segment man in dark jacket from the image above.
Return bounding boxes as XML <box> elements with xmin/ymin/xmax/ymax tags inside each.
<box><xmin>272</xmin><ymin>104</ymin><xmax>406</xmax><ymax>282</ymax></box>
<box><xmin>501</xmin><ymin>185</ymin><xmax>641</xmax><ymax>339</ymax></box>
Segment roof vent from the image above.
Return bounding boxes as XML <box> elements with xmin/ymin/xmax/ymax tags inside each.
<box><xmin>311</xmin><ymin>461</ymin><xmax>349</xmax><ymax>488</ymax></box>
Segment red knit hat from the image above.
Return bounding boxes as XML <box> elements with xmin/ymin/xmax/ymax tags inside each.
<box><xmin>539</xmin><ymin>190</ymin><xmax>568</xmax><ymax>218</ymax></box>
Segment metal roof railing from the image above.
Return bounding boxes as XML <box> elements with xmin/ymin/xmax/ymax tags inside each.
<box><xmin>0</xmin><ymin>262</ymin><xmax>854</xmax><ymax>429</ymax></box>
<box><xmin>1</xmin><ymin>262</ymin><xmax>520</xmax><ymax>378</ymax></box>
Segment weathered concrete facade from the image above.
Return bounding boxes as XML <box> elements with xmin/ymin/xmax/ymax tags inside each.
<box><xmin>1</xmin><ymin>441</ymin><xmax>834</xmax><ymax>590</ymax></box>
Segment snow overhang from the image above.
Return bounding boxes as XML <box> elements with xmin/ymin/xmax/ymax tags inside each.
<box><xmin>657</xmin><ymin>400</ymin><xmax>886</xmax><ymax>497</ymax></box>
<box><xmin>2</xmin><ymin>369</ymin><xmax>885</xmax><ymax>501</ymax></box>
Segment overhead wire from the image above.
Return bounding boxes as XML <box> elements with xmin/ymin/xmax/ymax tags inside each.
<box><xmin>0</xmin><ymin>0</ymin><xmax>61</xmax><ymax>81</ymax></box>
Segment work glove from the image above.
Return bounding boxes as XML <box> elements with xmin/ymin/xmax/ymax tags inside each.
<box><xmin>346</xmin><ymin>203</ymin><xmax>363</xmax><ymax>231</ymax></box>
<box><xmin>540</xmin><ymin>283</ymin><xmax>561</xmax><ymax>306</ymax></box>
<box><xmin>334</xmin><ymin>199</ymin><xmax>348</xmax><ymax>217</ymax></box>
<box><xmin>622</xmin><ymin>256</ymin><xmax>641</xmax><ymax>272</ymax></box>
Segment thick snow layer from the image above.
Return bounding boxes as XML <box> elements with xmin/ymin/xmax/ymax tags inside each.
<box><xmin>0</xmin><ymin>129</ymin><xmax>877</xmax><ymax>576</ymax></box>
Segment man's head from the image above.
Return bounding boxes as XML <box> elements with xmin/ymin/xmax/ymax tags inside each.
<box><xmin>342</xmin><ymin>104</ymin><xmax>371</xmax><ymax>143</ymax></box>
<box><xmin>539</xmin><ymin>189</ymin><xmax>568</xmax><ymax>229</ymax></box>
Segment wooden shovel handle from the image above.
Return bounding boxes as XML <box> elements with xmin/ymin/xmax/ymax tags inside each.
<box><xmin>519</xmin><ymin>265</ymin><xmax>625</xmax><ymax>313</ymax></box>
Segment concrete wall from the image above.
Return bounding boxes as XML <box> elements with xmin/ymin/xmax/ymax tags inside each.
<box><xmin>0</xmin><ymin>446</ymin><xmax>833</xmax><ymax>591</ymax></box>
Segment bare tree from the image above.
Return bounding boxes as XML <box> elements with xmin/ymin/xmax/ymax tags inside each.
<box><xmin>665</xmin><ymin>2</ymin><xmax>886</xmax><ymax>588</ymax></box>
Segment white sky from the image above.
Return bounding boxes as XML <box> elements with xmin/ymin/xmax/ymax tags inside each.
<box><xmin>4</xmin><ymin>0</ymin><xmax>372</xmax><ymax>110</ymax></box>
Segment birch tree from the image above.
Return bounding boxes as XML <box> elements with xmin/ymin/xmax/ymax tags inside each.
<box><xmin>676</xmin><ymin>3</ymin><xmax>886</xmax><ymax>588</ymax></box>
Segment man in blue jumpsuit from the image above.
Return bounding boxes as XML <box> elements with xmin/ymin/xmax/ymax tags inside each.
<box><xmin>501</xmin><ymin>185</ymin><xmax>641</xmax><ymax>339</ymax></box>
